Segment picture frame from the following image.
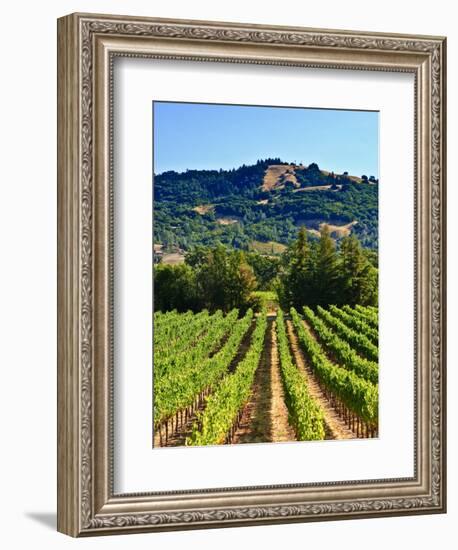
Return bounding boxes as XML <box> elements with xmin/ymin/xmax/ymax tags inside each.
<box><xmin>57</xmin><ymin>12</ymin><xmax>446</xmax><ymax>536</ymax></box>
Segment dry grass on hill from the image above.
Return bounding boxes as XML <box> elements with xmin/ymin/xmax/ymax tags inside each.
<box><xmin>262</xmin><ymin>164</ymin><xmax>299</xmax><ymax>191</ymax></box>
<box><xmin>306</xmin><ymin>221</ymin><xmax>358</xmax><ymax>239</ymax></box>
<box><xmin>192</xmin><ymin>204</ymin><xmax>214</xmax><ymax>215</ymax></box>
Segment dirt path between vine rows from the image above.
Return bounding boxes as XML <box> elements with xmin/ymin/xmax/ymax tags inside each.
<box><xmin>285</xmin><ymin>320</ymin><xmax>354</xmax><ymax>440</ymax></box>
<box><xmin>232</xmin><ymin>320</ymin><xmax>296</xmax><ymax>444</ymax></box>
<box><xmin>232</xmin><ymin>322</ymin><xmax>273</xmax><ymax>444</ymax></box>
<box><xmin>269</xmin><ymin>320</ymin><xmax>296</xmax><ymax>442</ymax></box>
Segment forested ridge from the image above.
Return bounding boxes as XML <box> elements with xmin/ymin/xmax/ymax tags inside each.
<box><xmin>154</xmin><ymin>158</ymin><xmax>379</xmax><ymax>253</ymax></box>
<box><xmin>155</xmin><ymin>226</ymin><xmax>378</xmax><ymax>313</ymax></box>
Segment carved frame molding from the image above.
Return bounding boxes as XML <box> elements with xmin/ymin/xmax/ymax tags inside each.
<box><xmin>57</xmin><ymin>13</ymin><xmax>446</xmax><ymax>536</ymax></box>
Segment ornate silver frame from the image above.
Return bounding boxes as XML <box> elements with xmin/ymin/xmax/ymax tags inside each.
<box><xmin>57</xmin><ymin>13</ymin><xmax>446</xmax><ymax>536</ymax></box>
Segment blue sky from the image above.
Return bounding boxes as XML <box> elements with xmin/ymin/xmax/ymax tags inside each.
<box><xmin>153</xmin><ymin>102</ymin><xmax>379</xmax><ymax>178</ymax></box>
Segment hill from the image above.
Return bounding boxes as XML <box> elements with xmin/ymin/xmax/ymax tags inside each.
<box><xmin>153</xmin><ymin>159</ymin><xmax>378</xmax><ymax>254</ymax></box>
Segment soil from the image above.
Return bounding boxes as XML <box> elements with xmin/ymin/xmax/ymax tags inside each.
<box><xmin>154</xmin><ymin>320</ymin><xmax>256</xmax><ymax>447</ymax></box>
<box><xmin>153</xmin><ymin>398</ymin><xmax>207</xmax><ymax>448</ymax></box>
<box><xmin>154</xmin><ymin>314</ymin><xmax>361</xmax><ymax>448</ymax></box>
<box><xmin>232</xmin><ymin>320</ymin><xmax>296</xmax><ymax>444</ymax></box>
<box><xmin>232</xmin><ymin>322</ymin><xmax>273</xmax><ymax>444</ymax></box>
<box><xmin>269</xmin><ymin>321</ymin><xmax>297</xmax><ymax>442</ymax></box>
<box><xmin>216</xmin><ymin>218</ymin><xmax>239</xmax><ymax>225</ymax></box>
<box><xmin>262</xmin><ymin>164</ymin><xmax>299</xmax><ymax>191</ymax></box>
<box><xmin>161</xmin><ymin>252</ymin><xmax>185</xmax><ymax>265</ymax></box>
<box><xmin>285</xmin><ymin>319</ymin><xmax>355</xmax><ymax>440</ymax></box>
<box><xmin>192</xmin><ymin>204</ymin><xmax>214</xmax><ymax>215</ymax></box>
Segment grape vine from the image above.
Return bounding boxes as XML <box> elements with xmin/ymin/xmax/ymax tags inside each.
<box><xmin>276</xmin><ymin>310</ymin><xmax>325</xmax><ymax>440</ymax></box>
<box><xmin>291</xmin><ymin>307</ymin><xmax>378</xmax><ymax>426</ymax></box>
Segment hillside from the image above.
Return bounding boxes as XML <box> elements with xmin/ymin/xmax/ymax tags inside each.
<box><xmin>262</xmin><ymin>164</ymin><xmax>300</xmax><ymax>191</ymax></box>
<box><xmin>153</xmin><ymin>159</ymin><xmax>378</xmax><ymax>256</ymax></box>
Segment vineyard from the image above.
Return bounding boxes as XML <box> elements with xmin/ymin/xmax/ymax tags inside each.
<box><xmin>153</xmin><ymin>305</ymin><xmax>379</xmax><ymax>447</ymax></box>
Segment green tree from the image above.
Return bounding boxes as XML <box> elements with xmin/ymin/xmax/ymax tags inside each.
<box><xmin>339</xmin><ymin>235</ymin><xmax>377</xmax><ymax>306</ymax></box>
<box><xmin>315</xmin><ymin>224</ymin><xmax>339</xmax><ymax>305</ymax></box>
<box><xmin>278</xmin><ymin>228</ymin><xmax>377</xmax><ymax>308</ymax></box>
<box><xmin>185</xmin><ymin>245</ymin><xmax>208</xmax><ymax>268</ymax></box>
<box><xmin>245</xmin><ymin>253</ymin><xmax>280</xmax><ymax>290</ymax></box>
<box><xmin>278</xmin><ymin>226</ymin><xmax>314</xmax><ymax>308</ymax></box>
<box><xmin>196</xmin><ymin>244</ymin><xmax>229</xmax><ymax>311</ymax></box>
<box><xmin>361</xmin><ymin>263</ymin><xmax>378</xmax><ymax>306</ymax></box>
<box><xmin>193</xmin><ymin>245</ymin><xmax>257</xmax><ymax>313</ymax></box>
<box><xmin>225</xmin><ymin>251</ymin><xmax>257</xmax><ymax>312</ymax></box>
<box><xmin>154</xmin><ymin>263</ymin><xmax>197</xmax><ymax>312</ymax></box>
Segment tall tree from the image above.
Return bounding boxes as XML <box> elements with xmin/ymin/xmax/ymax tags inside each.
<box><xmin>153</xmin><ymin>263</ymin><xmax>197</xmax><ymax>312</ymax></box>
<box><xmin>225</xmin><ymin>251</ymin><xmax>257</xmax><ymax>312</ymax></box>
<box><xmin>278</xmin><ymin>226</ymin><xmax>314</xmax><ymax>308</ymax></box>
<box><xmin>315</xmin><ymin>224</ymin><xmax>339</xmax><ymax>305</ymax></box>
<box><xmin>339</xmin><ymin>235</ymin><xmax>377</xmax><ymax>305</ymax></box>
<box><xmin>191</xmin><ymin>245</ymin><xmax>257</xmax><ymax>313</ymax></box>
<box><xmin>197</xmin><ymin>244</ymin><xmax>229</xmax><ymax>311</ymax></box>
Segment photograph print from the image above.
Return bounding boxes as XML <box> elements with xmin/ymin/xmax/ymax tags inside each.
<box><xmin>152</xmin><ymin>101</ymin><xmax>379</xmax><ymax>448</ymax></box>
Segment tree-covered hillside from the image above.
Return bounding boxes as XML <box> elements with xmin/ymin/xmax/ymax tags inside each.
<box><xmin>153</xmin><ymin>159</ymin><xmax>378</xmax><ymax>254</ymax></box>
<box><xmin>154</xmin><ymin>227</ymin><xmax>377</xmax><ymax>314</ymax></box>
